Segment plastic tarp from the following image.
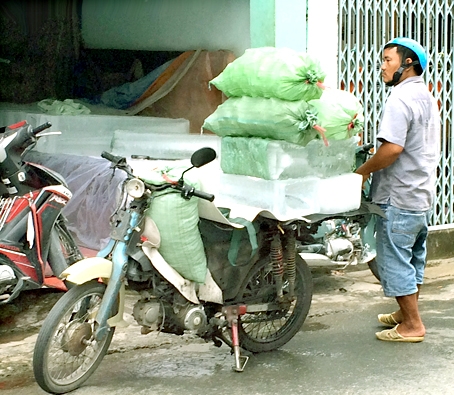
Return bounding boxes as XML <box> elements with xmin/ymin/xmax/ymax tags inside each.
<box><xmin>96</xmin><ymin>59</ymin><xmax>174</xmax><ymax>110</ymax></box>
<box><xmin>72</xmin><ymin>49</ymin><xmax>235</xmax><ymax>134</ymax></box>
<box><xmin>25</xmin><ymin>151</ymin><xmax>124</xmax><ymax>251</ymax></box>
<box><xmin>126</xmin><ymin>49</ymin><xmax>236</xmax><ymax>134</ymax></box>
<box><xmin>25</xmin><ymin>150</ymin><xmax>209</xmax><ymax>282</ymax></box>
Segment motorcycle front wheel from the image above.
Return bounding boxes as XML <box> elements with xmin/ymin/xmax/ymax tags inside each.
<box><xmin>235</xmin><ymin>254</ymin><xmax>313</xmax><ymax>353</ymax></box>
<box><xmin>33</xmin><ymin>281</ymin><xmax>117</xmax><ymax>394</ymax></box>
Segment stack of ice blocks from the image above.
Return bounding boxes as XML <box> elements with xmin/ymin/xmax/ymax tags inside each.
<box><xmin>214</xmin><ymin>136</ymin><xmax>363</xmax><ymax>219</ymax></box>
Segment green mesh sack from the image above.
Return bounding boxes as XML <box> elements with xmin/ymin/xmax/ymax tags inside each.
<box><xmin>209</xmin><ymin>47</ymin><xmax>326</xmax><ymax>101</ymax></box>
<box><xmin>203</xmin><ymin>96</ymin><xmax>321</xmax><ymax>146</ymax></box>
<box><xmin>308</xmin><ymin>88</ymin><xmax>364</xmax><ymax>140</ymax></box>
<box><xmin>141</xmin><ymin>165</ymin><xmax>207</xmax><ymax>284</ymax></box>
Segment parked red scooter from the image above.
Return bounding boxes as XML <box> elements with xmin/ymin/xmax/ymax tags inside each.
<box><xmin>0</xmin><ymin>120</ymin><xmax>83</xmax><ymax>304</ymax></box>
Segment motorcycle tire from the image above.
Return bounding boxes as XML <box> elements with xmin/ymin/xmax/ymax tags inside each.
<box><xmin>33</xmin><ymin>281</ymin><xmax>117</xmax><ymax>394</ymax></box>
<box><xmin>50</xmin><ymin>217</ymin><xmax>84</xmax><ymax>271</ymax></box>
<box><xmin>235</xmin><ymin>253</ymin><xmax>313</xmax><ymax>353</ymax></box>
<box><xmin>367</xmin><ymin>258</ymin><xmax>381</xmax><ymax>281</ymax></box>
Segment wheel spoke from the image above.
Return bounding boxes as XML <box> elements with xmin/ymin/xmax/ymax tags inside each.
<box><xmin>236</xmin><ymin>255</ymin><xmax>312</xmax><ymax>352</ymax></box>
<box><xmin>33</xmin><ymin>282</ymin><xmax>117</xmax><ymax>393</ymax></box>
<box><xmin>45</xmin><ymin>295</ymin><xmax>103</xmax><ymax>384</ymax></box>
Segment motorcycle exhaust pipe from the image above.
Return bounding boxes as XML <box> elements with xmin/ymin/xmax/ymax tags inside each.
<box><xmin>299</xmin><ymin>252</ymin><xmax>350</xmax><ymax>268</ymax></box>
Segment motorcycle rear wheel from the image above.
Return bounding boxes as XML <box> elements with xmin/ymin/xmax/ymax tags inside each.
<box><xmin>33</xmin><ymin>281</ymin><xmax>117</xmax><ymax>394</ymax></box>
<box><xmin>236</xmin><ymin>254</ymin><xmax>313</xmax><ymax>353</ymax></box>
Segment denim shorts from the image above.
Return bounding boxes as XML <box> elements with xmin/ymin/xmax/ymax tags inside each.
<box><xmin>375</xmin><ymin>203</ymin><xmax>431</xmax><ymax>297</ymax></box>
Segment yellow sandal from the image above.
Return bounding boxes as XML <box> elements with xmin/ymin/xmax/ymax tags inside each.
<box><xmin>377</xmin><ymin>312</ymin><xmax>401</xmax><ymax>328</ymax></box>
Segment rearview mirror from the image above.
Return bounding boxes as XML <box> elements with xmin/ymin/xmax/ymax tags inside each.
<box><xmin>190</xmin><ymin>147</ymin><xmax>216</xmax><ymax>168</ymax></box>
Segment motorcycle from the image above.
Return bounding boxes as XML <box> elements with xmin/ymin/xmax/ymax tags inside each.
<box><xmin>0</xmin><ymin>120</ymin><xmax>83</xmax><ymax>305</ymax></box>
<box><xmin>32</xmin><ymin>140</ymin><xmax>385</xmax><ymax>393</ymax></box>
<box><xmin>33</xmin><ymin>147</ymin><xmax>314</xmax><ymax>394</ymax></box>
<box><xmin>296</xmin><ymin>143</ymin><xmax>382</xmax><ymax>280</ymax></box>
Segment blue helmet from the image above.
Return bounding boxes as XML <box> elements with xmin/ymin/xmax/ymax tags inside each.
<box><xmin>386</xmin><ymin>37</ymin><xmax>427</xmax><ymax>71</ymax></box>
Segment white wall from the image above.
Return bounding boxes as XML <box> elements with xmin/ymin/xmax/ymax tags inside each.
<box><xmin>306</xmin><ymin>0</ymin><xmax>338</xmax><ymax>87</ymax></box>
<box><xmin>275</xmin><ymin>0</ymin><xmax>307</xmax><ymax>52</ymax></box>
<box><xmin>81</xmin><ymin>0</ymin><xmax>251</xmax><ymax>57</ymax></box>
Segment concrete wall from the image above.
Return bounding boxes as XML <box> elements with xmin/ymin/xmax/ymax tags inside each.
<box><xmin>427</xmin><ymin>225</ymin><xmax>454</xmax><ymax>261</ymax></box>
<box><xmin>81</xmin><ymin>0</ymin><xmax>251</xmax><ymax>57</ymax></box>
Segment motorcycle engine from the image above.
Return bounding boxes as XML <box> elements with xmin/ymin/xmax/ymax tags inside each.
<box><xmin>133</xmin><ymin>296</ymin><xmax>207</xmax><ymax>334</ymax></box>
<box><xmin>174</xmin><ymin>304</ymin><xmax>207</xmax><ymax>331</ymax></box>
<box><xmin>325</xmin><ymin>238</ymin><xmax>354</xmax><ymax>261</ymax></box>
<box><xmin>324</xmin><ymin>220</ymin><xmax>363</xmax><ymax>263</ymax></box>
<box><xmin>133</xmin><ymin>299</ymin><xmax>163</xmax><ymax>332</ymax></box>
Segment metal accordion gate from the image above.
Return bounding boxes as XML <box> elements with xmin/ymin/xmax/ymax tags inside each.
<box><xmin>338</xmin><ymin>0</ymin><xmax>454</xmax><ymax>226</ymax></box>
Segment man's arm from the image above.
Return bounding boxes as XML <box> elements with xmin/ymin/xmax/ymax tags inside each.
<box><xmin>355</xmin><ymin>140</ymin><xmax>404</xmax><ymax>184</ymax></box>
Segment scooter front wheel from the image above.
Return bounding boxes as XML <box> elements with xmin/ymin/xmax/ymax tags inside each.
<box><xmin>33</xmin><ymin>281</ymin><xmax>117</xmax><ymax>394</ymax></box>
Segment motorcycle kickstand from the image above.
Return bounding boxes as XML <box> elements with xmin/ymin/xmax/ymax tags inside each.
<box><xmin>223</xmin><ymin>305</ymin><xmax>249</xmax><ymax>372</ymax></box>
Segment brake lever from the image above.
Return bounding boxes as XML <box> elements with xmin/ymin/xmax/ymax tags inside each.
<box><xmin>36</xmin><ymin>131</ymin><xmax>62</xmax><ymax>137</ymax></box>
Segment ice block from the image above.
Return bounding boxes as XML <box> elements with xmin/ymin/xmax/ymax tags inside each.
<box><xmin>220</xmin><ymin>135</ymin><xmax>358</xmax><ymax>180</ymax></box>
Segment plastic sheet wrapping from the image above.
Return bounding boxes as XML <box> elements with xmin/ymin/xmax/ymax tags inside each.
<box><xmin>25</xmin><ymin>151</ymin><xmax>125</xmax><ymax>251</ymax></box>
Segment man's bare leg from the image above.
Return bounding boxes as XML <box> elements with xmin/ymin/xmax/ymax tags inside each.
<box><xmin>394</xmin><ymin>292</ymin><xmax>425</xmax><ymax>337</ymax></box>
<box><xmin>388</xmin><ymin>284</ymin><xmax>421</xmax><ymax>324</ymax></box>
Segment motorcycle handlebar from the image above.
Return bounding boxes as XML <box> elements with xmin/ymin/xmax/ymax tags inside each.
<box><xmin>101</xmin><ymin>151</ymin><xmax>120</xmax><ymax>163</ymax></box>
<box><xmin>177</xmin><ymin>183</ymin><xmax>215</xmax><ymax>202</ymax></box>
<box><xmin>191</xmin><ymin>189</ymin><xmax>215</xmax><ymax>202</ymax></box>
<box><xmin>359</xmin><ymin>143</ymin><xmax>374</xmax><ymax>152</ymax></box>
<box><xmin>101</xmin><ymin>151</ymin><xmax>215</xmax><ymax>202</ymax></box>
<box><xmin>32</xmin><ymin>122</ymin><xmax>52</xmax><ymax>135</ymax></box>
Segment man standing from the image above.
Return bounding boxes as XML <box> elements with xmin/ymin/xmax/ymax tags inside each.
<box><xmin>356</xmin><ymin>37</ymin><xmax>441</xmax><ymax>342</ymax></box>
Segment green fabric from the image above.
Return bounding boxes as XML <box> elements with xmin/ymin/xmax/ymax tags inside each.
<box><xmin>38</xmin><ymin>99</ymin><xmax>91</xmax><ymax>115</ymax></box>
<box><xmin>143</xmin><ymin>165</ymin><xmax>207</xmax><ymax>284</ymax></box>
<box><xmin>210</xmin><ymin>47</ymin><xmax>326</xmax><ymax>101</ymax></box>
<box><xmin>203</xmin><ymin>96</ymin><xmax>320</xmax><ymax>146</ymax></box>
<box><xmin>308</xmin><ymin>88</ymin><xmax>364</xmax><ymax>140</ymax></box>
<box><xmin>227</xmin><ymin>217</ymin><xmax>258</xmax><ymax>267</ymax></box>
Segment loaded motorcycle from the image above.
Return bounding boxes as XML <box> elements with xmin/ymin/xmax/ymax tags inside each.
<box><xmin>33</xmin><ymin>147</ymin><xmax>314</xmax><ymax>394</ymax></box>
<box><xmin>32</xmin><ymin>143</ymin><xmax>382</xmax><ymax>394</ymax></box>
<box><xmin>0</xmin><ymin>120</ymin><xmax>83</xmax><ymax>305</ymax></box>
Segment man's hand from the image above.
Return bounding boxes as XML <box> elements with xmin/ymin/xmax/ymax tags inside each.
<box><xmin>357</xmin><ymin>171</ymin><xmax>370</xmax><ymax>188</ymax></box>
<box><xmin>355</xmin><ymin>140</ymin><xmax>403</xmax><ymax>180</ymax></box>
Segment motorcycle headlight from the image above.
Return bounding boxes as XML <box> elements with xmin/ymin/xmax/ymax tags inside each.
<box><xmin>125</xmin><ymin>178</ymin><xmax>145</xmax><ymax>198</ymax></box>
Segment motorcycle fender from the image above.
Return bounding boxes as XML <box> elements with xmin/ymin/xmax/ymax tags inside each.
<box><xmin>60</xmin><ymin>258</ymin><xmax>128</xmax><ymax>328</ymax></box>
<box><xmin>60</xmin><ymin>257</ymin><xmax>113</xmax><ymax>285</ymax></box>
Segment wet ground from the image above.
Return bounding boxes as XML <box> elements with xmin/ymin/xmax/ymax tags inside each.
<box><xmin>1</xmin><ymin>259</ymin><xmax>454</xmax><ymax>394</ymax></box>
